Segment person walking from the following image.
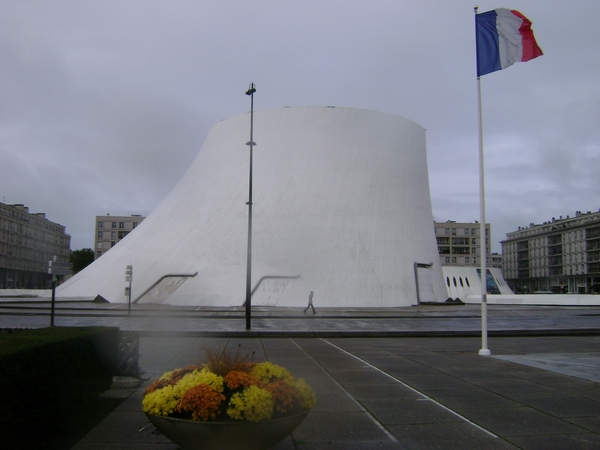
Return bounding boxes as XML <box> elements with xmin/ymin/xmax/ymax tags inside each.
<box><xmin>304</xmin><ymin>290</ymin><xmax>316</xmax><ymax>314</ymax></box>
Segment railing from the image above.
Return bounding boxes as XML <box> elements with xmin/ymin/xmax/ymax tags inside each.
<box><xmin>115</xmin><ymin>331</ymin><xmax>139</xmax><ymax>378</ymax></box>
<box><xmin>133</xmin><ymin>273</ymin><xmax>198</xmax><ymax>303</ymax></box>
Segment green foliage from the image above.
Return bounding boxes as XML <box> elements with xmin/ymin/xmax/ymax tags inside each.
<box><xmin>0</xmin><ymin>327</ymin><xmax>119</xmax><ymax>449</ymax></box>
<box><xmin>70</xmin><ymin>248</ymin><xmax>95</xmax><ymax>273</ymax></box>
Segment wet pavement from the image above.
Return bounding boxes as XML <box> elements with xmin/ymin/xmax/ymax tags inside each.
<box><xmin>1</xmin><ymin>299</ymin><xmax>600</xmax><ymax>449</ymax></box>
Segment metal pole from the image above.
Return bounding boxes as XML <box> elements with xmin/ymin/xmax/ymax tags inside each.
<box><xmin>128</xmin><ymin>275</ymin><xmax>132</xmax><ymax>314</ymax></box>
<box><xmin>245</xmin><ymin>83</ymin><xmax>256</xmax><ymax>330</ymax></box>
<box><xmin>477</xmin><ymin>76</ymin><xmax>490</xmax><ymax>356</ymax></box>
<box><xmin>50</xmin><ymin>278</ymin><xmax>56</xmax><ymax>326</ymax></box>
<box><xmin>475</xmin><ymin>7</ymin><xmax>491</xmax><ymax>356</ymax></box>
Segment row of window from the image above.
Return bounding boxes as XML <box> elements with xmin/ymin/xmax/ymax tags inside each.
<box><xmin>443</xmin><ymin>256</ymin><xmax>501</xmax><ymax>266</ymax></box>
<box><xmin>0</xmin><ymin>207</ymin><xmax>65</xmax><ymax>233</ymax></box>
<box><xmin>438</xmin><ymin>227</ymin><xmax>488</xmax><ymax>236</ymax></box>
<box><xmin>439</xmin><ymin>247</ymin><xmax>490</xmax><ymax>255</ymax></box>
<box><xmin>96</xmin><ymin>241</ymin><xmax>118</xmax><ymax>249</ymax></box>
<box><xmin>437</xmin><ymin>238</ymin><xmax>478</xmax><ymax>245</ymax></box>
<box><xmin>0</xmin><ymin>219</ymin><xmax>67</xmax><ymax>242</ymax></box>
<box><xmin>504</xmin><ymin>230</ymin><xmax>590</xmax><ymax>253</ymax></box>
<box><xmin>97</xmin><ymin>231</ymin><xmax>130</xmax><ymax>239</ymax></box>
<box><xmin>444</xmin><ymin>256</ymin><xmax>477</xmax><ymax>264</ymax></box>
<box><xmin>98</xmin><ymin>221</ymin><xmax>139</xmax><ymax>229</ymax></box>
<box><xmin>506</xmin><ymin>243</ymin><xmax>587</xmax><ymax>261</ymax></box>
<box><xmin>508</xmin><ymin>264</ymin><xmax>588</xmax><ymax>278</ymax></box>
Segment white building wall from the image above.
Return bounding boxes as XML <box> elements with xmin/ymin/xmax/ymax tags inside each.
<box><xmin>57</xmin><ymin>107</ymin><xmax>447</xmax><ymax>307</ymax></box>
<box><xmin>442</xmin><ymin>266</ymin><xmax>514</xmax><ymax>300</ymax></box>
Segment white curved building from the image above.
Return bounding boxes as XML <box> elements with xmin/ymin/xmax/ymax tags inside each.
<box><xmin>57</xmin><ymin>107</ymin><xmax>447</xmax><ymax>307</ymax></box>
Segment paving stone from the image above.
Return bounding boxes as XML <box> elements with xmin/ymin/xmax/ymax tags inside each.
<box><xmin>392</xmin><ymin>373</ymin><xmax>473</xmax><ymax>391</ymax></box>
<box><xmin>73</xmin><ymin>411</ymin><xmax>173</xmax><ymax>445</ymax></box>
<box><xmin>360</xmin><ymin>397</ymin><xmax>466</xmax><ymax>426</ymax></box>
<box><xmin>311</xmin><ymin>392</ymin><xmax>364</xmax><ymax>412</ymax></box>
<box><xmin>113</xmin><ymin>390</ymin><xmax>144</xmax><ymax>412</ymax></box>
<box><xmin>517</xmin><ymin>393</ymin><xmax>600</xmax><ymax>418</ymax></box>
<box><xmin>292</xmin><ymin>411</ymin><xmax>394</xmax><ymax>443</ymax></box>
<box><xmin>425</xmin><ymin>387</ymin><xmax>521</xmax><ymax>412</ymax></box>
<box><xmin>473</xmin><ymin>378</ymin><xmax>562</xmax><ymax>398</ymax></box>
<box><xmin>347</xmin><ymin>382</ymin><xmax>424</xmax><ymax>401</ymax></box>
<box><xmin>388</xmin><ymin>422</ymin><xmax>518</xmax><ymax>450</ymax></box>
<box><xmin>325</xmin><ymin>368</ymin><xmax>401</xmax><ymax>386</ymax></box>
<box><xmin>72</xmin><ymin>444</ymin><xmax>179</xmax><ymax>450</ymax></box>
<box><xmin>505</xmin><ymin>433</ymin><xmax>600</xmax><ymax>450</ymax></box>
<box><xmin>459</xmin><ymin>406</ymin><xmax>588</xmax><ymax>437</ymax></box>
<box><xmin>494</xmin><ymin>353</ymin><xmax>600</xmax><ymax>383</ymax></box>
<box><xmin>440</xmin><ymin>367</ymin><xmax>515</xmax><ymax>383</ymax></box>
<box><xmin>292</xmin><ymin>441</ymin><xmax>404</xmax><ymax>449</ymax></box>
<box><xmin>567</xmin><ymin>417</ymin><xmax>600</xmax><ymax>434</ymax></box>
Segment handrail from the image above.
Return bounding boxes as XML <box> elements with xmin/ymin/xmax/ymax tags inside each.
<box><xmin>133</xmin><ymin>273</ymin><xmax>198</xmax><ymax>303</ymax></box>
<box><xmin>242</xmin><ymin>275</ymin><xmax>301</xmax><ymax>306</ymax></box>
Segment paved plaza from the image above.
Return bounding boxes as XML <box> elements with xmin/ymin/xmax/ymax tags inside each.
<box><xmin>1</xmin><ymin>299</ymin><xmax>600</xmax><ymax>449</ymax></box>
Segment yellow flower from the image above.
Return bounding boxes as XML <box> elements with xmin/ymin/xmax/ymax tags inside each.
<box><xmin>173</xmin><ymin>368</ymin><xmax>224</xmax><ymax>397</ymax></box>
<box><xmin>250</xmin><ymin>362</ymin><xmax>294</xmax><ymax>384</ymax></box>
<box><xmin>159</xmin><ymin>370</ymin><xmax>175</xmax><ymax>381</ymax></box>
<box><xmin>142</xmin><ymin>385</ymin><xmax>178</xmax><ymax>416</ymax></box>
<box><xmin>292</xmin><ymin>378</ymin><xmax>317</xmax><ymax>410</ymax></box>
<box><xmin>227</xmin><ymin>385</ymin><xmax>274</xmax><ymax>422</ymax></box>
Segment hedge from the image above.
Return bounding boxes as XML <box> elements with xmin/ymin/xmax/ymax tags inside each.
<box><xmin>0</xmin><ymin>327</ymin><xmax>119</xmax><ymax>449</ymax></box>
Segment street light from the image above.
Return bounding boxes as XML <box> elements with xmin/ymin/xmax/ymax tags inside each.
<box><xmin>245</xmin><ymin>83</ymin><xmax>256</xmax><ymax>330</ymax></box>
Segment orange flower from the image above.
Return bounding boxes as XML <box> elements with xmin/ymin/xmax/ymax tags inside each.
<box><xmin>264</xmin><ymin>380</ymin><xmax>303</xmax><ymax>416</ymax></box>
<box><xmin>224</xmin><ymin>370</ymin><xmax>262</xmax><ymax>390</ymax></box>
<box><xmin>143</xmin><ymin>378</ymin><xmax>168</xmax><ymax>396</ymax></box>
<box><xmin>176</xmin><ymin>384</ymin><xmax>226</xmax><ymax>421</ymax></box>
<box><xmin>168</xmin><ymin>365</ymin><xmax>203</xmax><ymax>386</ymax></box>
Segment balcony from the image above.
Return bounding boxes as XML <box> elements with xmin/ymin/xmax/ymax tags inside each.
<box><xmin>548</xmin><ymin>256</ymin><xmax>563</xmax><ymax>267</ymax></box>
<box><xmin>547</xmin><ymin>246</ymin><xmax>563</xmax><ymax>256</ymax></box>
<box><xmin>517</xmin><ymin>269</ymin><xmax>530</xmax><ymax>278</ymax></box>
<box><xmin>586</xmin><ymin>226</ymin><xmax>600</xmax><ymax>238</ymax></box>
<box><xmin>452</xmin><ymin>238</ymin><xmax>469</xmax><ymax>245</ymax></box>
<box><xmin>517</xmin><ymin>241</ymin><xmax>529</xmax><ymax>250</ymax></box>
<box><xmin>587</xmin><ymin>241</ymin><xmax>600</xmax><ymax>251</ymax></box>
<box><xmin>588</xmin><ymin>262</ymin><xmax>600</xmax><ymax>274</ymax></box>
<box><xmin>451</xmin><ymin>247</ymin><xmax>470</xmax><ymax>255</ymax></box>
<box><xmin>587</xmin><ymin>250</ymin><xmax>600</xmax><ymax>263</ymax></box>
<box><xmin>547</xmin><ymin>235</ymin><xmax>562</xmax><ymax>246</ymax></box>
<box><xmin>548</xmin><ymin>267</ymin><xmax>563</xmax><ymax>276</ymax></box>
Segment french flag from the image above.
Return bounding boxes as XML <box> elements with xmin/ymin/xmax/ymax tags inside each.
<box><xmin>476</xmin><ymin>8</ymin><xmax>543</xmax><ymax>77</ymax></box>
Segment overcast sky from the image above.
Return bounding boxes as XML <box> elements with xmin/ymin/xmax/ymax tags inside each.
<box><xmin>2</xmin><ymin>1</ymin><xmax>599</xmax><ymax>253</ymax></box>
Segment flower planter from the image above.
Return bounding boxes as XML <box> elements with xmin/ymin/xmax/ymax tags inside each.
<box><xmin>146</xmin><ymin>410</ymin><xmax>309</xmax><ymax>450</ymax></box>
<box><xmin>142</xmin><ymin>346</ymin><xmax>316</xmax><ymax>450</ymax></box>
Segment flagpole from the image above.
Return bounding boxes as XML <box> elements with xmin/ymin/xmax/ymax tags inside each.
<box><xmin>245</xmin><ymin>82</ymin><xmax>256</xmax><ymax>330</ymax></box>
<box><xmin>475</xmin><ymin>6</ymin><xmax>491</xmax><ymax>356</ymax></box>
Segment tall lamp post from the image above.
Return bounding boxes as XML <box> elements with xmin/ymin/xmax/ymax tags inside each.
<box><xmin>245</xmin><ymin>83</ymin><xmax>256</xmax><ymax>330</ymax></box>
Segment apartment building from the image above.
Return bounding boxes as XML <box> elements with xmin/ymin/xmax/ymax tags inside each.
<box><xmin>501</xmin><ymin>210</ymin><xmax>600</xmax><ymax>294</ymax></box>
<box><xmin>0</xmin><ymin>202</ymin><xmax>71</xmax><ymax>288</ymax></box>
<box><xmin>434</xmin><ymin>221</ymin><xmax>496</xmax><ymax>267</ymax></box>
<box><xmin>94</xmin><ymin>214</ymin><xmax>145</xmax><ymax>259</ymax></box>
